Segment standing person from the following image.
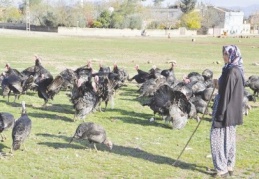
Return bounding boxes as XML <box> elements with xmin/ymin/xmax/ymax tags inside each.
<box><xmin>210</xmin><ymin>45</ymin><xmax>245</xmax><ymax>178</ymax></box>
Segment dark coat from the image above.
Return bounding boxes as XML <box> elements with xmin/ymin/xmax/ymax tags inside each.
<box><xmin>214</xmin><ymin>66</ymin><xmax>244</xmax><ymax>128</ymax></box>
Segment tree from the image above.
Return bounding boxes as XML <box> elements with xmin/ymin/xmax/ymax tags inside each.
<box><xmin>180</xmin><ymin>11</ymin><xmax>201</xmax><ymax>29</ymax></box>
<box><xmin>180</xmin><ymin>0</ymin><xmax>196</xmax><ymax>14</ymax></box>
<box><xmin>97</xmin><ymin>10</ymin><xmax>112</xmax><ymax>28</ymax></box>
<box><xmin>1</xmin><ymin>7</ymin><xmax>22</xmax><ymax>23</ymax></box>
<box><xmin>200</xmin><ymin>6</ymin><xmax>225</xmax><ymax>34</ymax></box>
<box><xmin>249</xmin><ymin>12</ymin><xmax>259</xmax><ymax>32</ymax></box>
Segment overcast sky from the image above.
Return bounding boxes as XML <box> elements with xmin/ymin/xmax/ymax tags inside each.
<box><xmin>143</xmin><ymin>0</ymin><xmax>259</xmax><ymax>7</ymax></box>
<box><xmin>10</xmin><ymin>0</ymin><xmax>259</xmax><ymax>8</ymax></box>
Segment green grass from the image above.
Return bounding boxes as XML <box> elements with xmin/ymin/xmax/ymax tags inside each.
<box><xmin>0</xmin><ymin>33</ymin><xmax>259</xmax><ymax>178</ymax></box>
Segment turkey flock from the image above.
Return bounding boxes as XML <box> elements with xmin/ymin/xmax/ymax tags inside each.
<box><xmin>0</xmin><ymin>56</ymin><xmax>258</xmax><ymax>155</ymax></box>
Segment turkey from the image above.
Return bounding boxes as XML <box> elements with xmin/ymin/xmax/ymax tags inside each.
<box><xmin>128</xmin><ymin>65</ymin><xmax>151</xmax><ymax>84</ymax></box>
<box><xmin>245</xmin><ymin>75</ymin><xmax>259</xmax><ymax>97</ymax></box>
<box><xmin>11</xmin><ymin>101</ymin><xmax>32</xmax><ymax>152</ymax></box>
<box><xmin>243</xmin><ymin>90</ymin><xmax>256</xmax><ymax>115</ymax></box>
<box><xmin>74</xmin><ymin>60</ymin><xmax>93</xmax><ymax>83</ymax></box>
<box><xmin>98</xmin><ymin>61</ymin><xmax>111</xmax><ymax>73</ymax></box>
<box><xmin>4</xmin><ymin>63</ymin><xmax>24</xmax><ymax>78</ymax></box>
<box><xmin>183</xmin><ymin>72</ymin><xmax>204</xmax><ymax>84</ymax></box>
<box><xmin>149</xmin><ymin>65</ymin><xmax>162</xmax><ymax>79</ymax></box>
<box><xmin>189</xmin><ymin>95</ymin><xmax>209</xmax><ymax>115</ymax></box>
<box><xmin>0</xmin><ymin>112</ymin><xmax>15</xmax><ymax>141</ymax></box>
<box><xmin>173</xmin><ymin>82</ymin><xmax>193</xmax><ymax>100</ymax></box>
<box><xmin>94</xmin><ymin>75</ymin><xmax>115</xmax><ymax>111</ymax></box>
<box><xmin>69</xmin><ymin>122</ymin><xmax>113</xmax><ymax>151</ymax></box>
<box><xmin>202</xmin><ymin>69</ymin><xmax>214</xmax><ymax>88</ymax></box>
<box><xmin>161</xmin><ymin>61</ymin><xmax>177</xmax><ymax>86</ymax></box>
<box><xmin>32</xmin><ymin>57</ymin><xmax>55</xmax><ymax>106</ymax></box>
<box><xmin>138</xmin><ymin>76</ymin><xmax>166</xmax><ymax>97</ymax></box>
<box><xmin>33</xmin><ymin>57</ymin><xmax>53</xmax><ymax>83</ymax></box>
<box><xmin>71</xmin><ymin>80</ymin><xmax>99</xmax><ymax>120</ymax></box>
<box><xmin>1</xmin><ymin>73</ymin><xmax>23</xmax><ymax>102</ymax></box>
<box><xmin>112</xmin><ymin>62</ymin><xmax>128</xmax><ymax>91</ymax></box>
<box><xmin>46</xmin><ymin>69</ymin><xmax>77</xmax><ymax>100</ymax></box>
<box><xmin>2</xmin><ymin>64</ymin><xmax>34</xmax><ymax>102</ymax></box>
<box><xmin>59</xmin><ymin>69</ymin><xmax>77</xmax><ymax>90</ymax></box>
<box><xmin>143</xmin><ymin>85</ymin><xmax>192</xmax><ymax>129</ymax></box>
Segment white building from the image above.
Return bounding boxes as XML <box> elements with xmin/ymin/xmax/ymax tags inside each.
<box><xmin>205</xmin><ymin>6</ymin><xmax>249</xmax><ymax>36</ymax></box>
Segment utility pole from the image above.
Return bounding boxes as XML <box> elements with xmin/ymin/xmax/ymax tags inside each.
<box><xmin>26</xmin><ymin>0</ymin><xmax>30</xmax><ymax>31</ymax></box>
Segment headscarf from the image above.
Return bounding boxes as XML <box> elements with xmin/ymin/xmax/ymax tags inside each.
<box><xmin>220</xmin><ymin>45</ymin><xmax>245</xmax><ymax>85</ymax></box>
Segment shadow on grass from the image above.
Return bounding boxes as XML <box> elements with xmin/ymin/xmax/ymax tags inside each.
<box><xmin>110</xmin><ymin>108</ymin><xmax>172</xmax><ymax>129</ymax></box>
<box><xmin>29</xmin><ymin>112</ymin><xmax>73</xmax><ymax>122</ymax></box>
<box><xmin>32</xmin><ymin>103</ymin><xmax>75</xmax><ymax>115</ymax></box>
<box><xmin>0</xmin><ymin>142</ymin><xmax>10</xmax><ymax>151</ymax></box>
<box><xmin>36</xmin><ymin>133</ymin><xmax>210</xmax><ymax>176</ymax></box>
<box><xmin>112</xmin><ymin>144</ymin><xmax>209</xmax><ymax>175</ymax></box>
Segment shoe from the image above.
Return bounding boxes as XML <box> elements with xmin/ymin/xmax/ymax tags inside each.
<box><xmin>212</xmin><ymin>171</ymin><xmax>229</xmax><ymax>178</ymax></box>
<box><xmin>228</xmin><ymin>170</ymin><xmax>234</xmax><ymax>176</ymax></box>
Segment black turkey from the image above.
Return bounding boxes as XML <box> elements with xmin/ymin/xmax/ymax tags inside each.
<box><xmin>112</xmin><ymin>63</ymin><xmax>128</xmax><ymax>91</ymax></box>
<box><xmin>11</xmin><ymin>101</ymin><xmax>32</xmax><ymax>152</ymax></box>
<box><xmin>94</xmin><ymin>75</ymin><xmax>115</xmax><ymax>111</ymax></box>
<box><xmin>149</xmin><ymin>65</ymin><xmax>162</xmax><ymax>79</ymax></box>
<box><xmin>183</xmin><ymin>72</ymin><xmax>204</xmax><ymax>84</ymax></box>
<box><xmin>138</xmin><ymin>76</ymin><xmax>166</xmax><ymax>97</ymax></box>
<box><xmin>202</xmin><ymin>69</ymin><xmax>214</xmax><ymax>88</ymax></box>
<box><xmin>143</xmin><ymin>85</ymin><xmax>192</xmax><ymax>129</ymax></box>
<box><xmin>161</xmin><ymin>61</ymin><xmax>177</xmax><ymax>86</ymax></box>
<box><xmin>59</xmin><ymin>69</ymin><xmax>77</xmax><ymax>90</ymax></box>
<box><xmin>243</xmin><ymin>90</ymin><xmax>256</xmax><ymax>115</ymax></box>
<box><xmin>69</xmin><ymin>122</ymin><xmax>113</xmax><ymax>151</ymax></box>
<box><xmin>99</xmin><ymin>61</ymin><xmax>110</xmax><ymax>73</ymax></box>
<box><xmin>1</xmin><ymin>73</ymin><xmax>23</xmax><ymax>102</ymax></box>
<box><xmin>46</xmin><ymin>69</ymin><xmax>77</xmax><ymax>100</ymax></box>
<box><xmin>32</xmin><ymin>58</ymin><xmax>56</xmax><ymax>106</ymax></box>
<box><xmin>173</xmin><ymin>82</ymin><xmax>193</xmax><ymax>100</ymax></box>
<box><xmin>71</xmin><ymin>80</ymin><xmax>99</xmax><ymax>120</ymax></box>
<box><xmin>128</xmin><ymin>65</ymin><xmax>150</xmax><ymax>84</ymax></box>
<box><xmin>189</xmin><ymin>95</ymin><xmax>209</xmax><ymax>115</ymax></box>
<box><xmin>245</xmin><ymin>75</ymin><xmax>259</xmax><ymax>97</ymax></box>
<box><xmin>74</xmin><ymin>61</ymin><xmax>93</xmax><ymax>83</ymax></box>
<box><xmin>0</xmin><ymin>112</ymin><xmax>15</xmax><ymax>141</ymax></box>
<box><xmin>4</xmin><ymin>63</ymin><xmax>24</xmax><ymax>78</ymax></box>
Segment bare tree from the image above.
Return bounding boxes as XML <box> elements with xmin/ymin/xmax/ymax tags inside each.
<box><xmin>249</xmin><ymin>11</ymin><xmax>259</xmax><ymax>33</ymax></box>
<box><xmin>200</xmin><ymin>5</ymin><xmax>225</xmax><ymax>34</ymax></box>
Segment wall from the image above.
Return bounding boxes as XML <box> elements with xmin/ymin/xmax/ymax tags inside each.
<box><xmin>58</xmin><ymin>27</ymin><xmax>197</xmax><ymax>37</ymax></box>
<box><xmin>224</xmin><ymin>12</ymin><xmax>244</xmax><ymax>34</ymax></box>
<box><xmin>0</xmin><ymin>23</ymin><xmax>58</xmax><ymax>32</ymax></box>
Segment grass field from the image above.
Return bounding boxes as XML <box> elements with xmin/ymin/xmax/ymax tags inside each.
<box><xmin>0</xmin><ymin>32</ymin><xmax>259</xmax><ymax>178</ymax></box>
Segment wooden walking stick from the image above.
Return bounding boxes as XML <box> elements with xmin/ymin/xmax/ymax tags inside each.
<box><xmin>173</xmin><ymin>86</ymin><xmax>216</xmax><ymax>166</ymax></box>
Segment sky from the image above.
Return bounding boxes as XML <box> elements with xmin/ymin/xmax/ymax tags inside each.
<box><xmin>8</xmin><ymin>0</ymin><xmax>259</xmax><ymax>8</ymax></box>
<box><xmin>142</xmin><ymin>0</ymin><xmax>259</xmax><ymax>7</ymax></box>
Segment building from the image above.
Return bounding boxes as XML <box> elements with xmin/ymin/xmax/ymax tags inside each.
<box><xmin>204</xmin><ymin>6</ymin><xmax>249</xmax><ymax>36</ymax></box>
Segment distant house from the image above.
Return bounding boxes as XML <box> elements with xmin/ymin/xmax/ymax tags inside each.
<box><xmin>204</xmin><ymin>6</ymin><xmax>249</xmax><ymax>35</ymax></box>
<box><xmin>144</xmin><ymin>7</ymin><xmax>182</xmax><ymax>29</ymax></box>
